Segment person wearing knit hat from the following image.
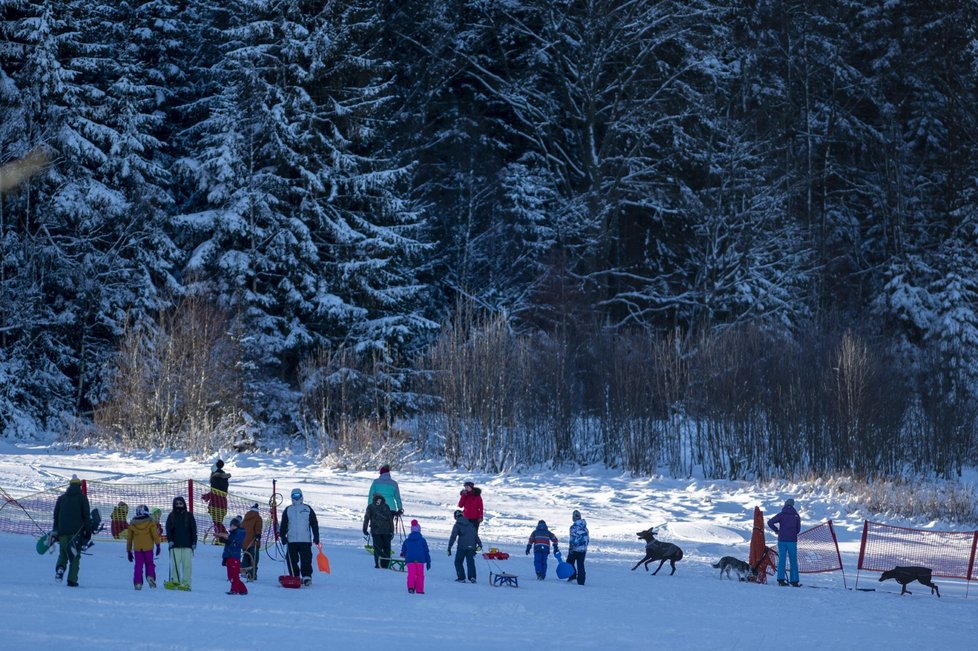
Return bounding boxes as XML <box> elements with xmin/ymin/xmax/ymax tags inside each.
<box><xmin>566</xmin><ymin>509</ymin><xmax>589</xmax><ymax>585</ymax></box>
<box><xmin>204</xmin><ymin>459</ymin><xmax>231</xmax><ymax>540</ymax></box>
<box><xmin>217</xmin><ymin>515</ymin><xmax>248</xmax><ymax>595</ymax></box>
<box><xmin>458</xmin><ymin>481</ymin><xmax>484</xmax><ymax>534</ymax></box>
<box><xmin>768</xmin><ymin>498</ymin><xmax>802</xmax><ymax>587</ymax></box>
<box><xmin>241</xmin><ymin>503</ymin><xmax>263</xmax><ymax>581</ymax></box>
<box><xmin>367</xmin><ymin>464</ymin><xmax>403</xmax><ymax>516</ymax></box>
<box><xmin>52</xmin><ymin>475</ymin><xmax>92</xmax><ymax>587</ymax></box>
<box><xmin>363</xmin><ymin>493</ymin><xmax>394</xmax><ymax>569</ymax></box>
<box><xmin>525</xmin><ymin>519</ymin><xmax>559</xmax><ymax>580</ymax></box>
<box><xmin>400</xmin><ymin>519</ymin><xmax>431</xmax><ymax>594</ymax></box>
<box><xmin>448</xmin><ymin>510</ymin><xmax>482</xmax><ymax>583</ymax></box>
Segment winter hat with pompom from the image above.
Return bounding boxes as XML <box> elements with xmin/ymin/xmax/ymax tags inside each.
<box><xmin>411</xmin><ymin>519</ymin><xmax>421</xmax><ymax>533</ymax></box>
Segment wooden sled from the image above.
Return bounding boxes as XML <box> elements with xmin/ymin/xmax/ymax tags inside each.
<box><xmin>489</xmin><ymin>571</ymin><xmax>519</xmax><ymax>588</ymax></box>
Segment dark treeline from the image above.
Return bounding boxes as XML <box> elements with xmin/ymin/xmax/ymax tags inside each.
<box><xmin>1</xmin><ymin>1</ymin><xmax>976</xmax><ymax>478</ymax></box>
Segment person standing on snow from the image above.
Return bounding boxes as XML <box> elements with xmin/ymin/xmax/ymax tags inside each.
<box><xmin>566</xmin><ymin>509</ymin><xmax>589</xmax><ymax>585</ymax></box>
<box><xmin>525</xmin><ymin>520</ymin><xmax>559</xmax><ymax>580</ymax></box>
<box><xmin>127</xmin><ymin>504</ymin><xmax>161</xmax><ymax>589</ymax></box>
<box><xmin>368</xmin><ymin>465</ymin><xmax>403</xmax><ymax>516</ymax></box>
<box><xmin>768</xmin><ymin>498</ymin><xmax>802</xmax><ymax>587</ymax></box>
<box><xmin>52</xmin><ymin>474</ymin><xmax>92</xmax><ymax>587</ymax></box>
<box><xmin>241</xmin><ymin>503</ymin><xmax>263</xmax><ymax>581</ymax></box>
<box><xmin>279</xmin><ymin>488</ymin><xmax>320</xmax><ymax>586</ymax></box>
<box><xmin>400</xmin><ymin>519</ymin><xmax>431</xmax><ymax>594</ymax></box>
<box><xmin>457</xmin><ymin>481</ymin><xmax>484</xmax><ymax>534</ymax></box>
<box><xmin>448</xmin><ymin>510</ymin><xmax>482</xmax><ymax>583</ymax></box>
<box><xmin>164</xmin><ymin>495</ymin><xmax>197</xmax><ymax>590</ymax></box>
<box><xmin>363</xmin><ymin>492</ymin><xmax>395</xmax><ymax>569</ymax></box>
<box><xmin>203</xmin><ymin>459</ymin><xmax>231</xmax><ymax>538</ymax></box>
<box><xmin>218</xmin><ymin>516</ymin><xmax>248</xmax><ymax>595</ymax></box>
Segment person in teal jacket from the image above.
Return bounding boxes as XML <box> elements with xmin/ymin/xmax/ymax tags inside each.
<box><xmin>367</xmin><ymin>465</ymin><xmax>403</xmax><ymax>515</ymax></box>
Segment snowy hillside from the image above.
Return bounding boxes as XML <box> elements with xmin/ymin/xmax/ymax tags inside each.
<box><xmin>1</xmin><ymin>445</ymin><xmax>976</xmax><ymax>650</ymax></box>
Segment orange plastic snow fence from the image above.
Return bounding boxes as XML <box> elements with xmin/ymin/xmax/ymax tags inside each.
<box><xmin>316</xmin><ymin>544</ymin><xmax>331</xmax><ymax>574</ymax></box>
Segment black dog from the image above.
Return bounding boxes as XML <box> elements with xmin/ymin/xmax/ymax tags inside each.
<box><xmin>879</xmin><ymin>566</ymin><xmax>940</xmax><ymax>597</ymax></box>
<box><xmin>631</xmin><ymin>528</ymin><xmax>684</xmax><ymax>575</ymax></box>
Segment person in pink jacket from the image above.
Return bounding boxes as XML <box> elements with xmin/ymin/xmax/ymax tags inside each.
<box><xmin>457</xmin><ymin>481</ymin><xmax>484</xmax><ymax>534</ymax></box>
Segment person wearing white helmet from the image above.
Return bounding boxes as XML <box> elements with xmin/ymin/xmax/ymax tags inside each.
<box><xmin>279</xmin><ymin>489</ymin><xmax>320</xmax><ymax>586</ymax></box>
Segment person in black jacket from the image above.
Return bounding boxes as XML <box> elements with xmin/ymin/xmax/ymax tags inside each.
<box><xmin>363</xmin><ymin>493</ymin><xmax>394</xmax><ymax>569</ymax></box>
<box><xmin>52</xmin><ymin>475</ymin><xmax>92</xmax><ymax>587</ymax></box>
<box><xmin>164</xmin><ymin>495</ymin><xmax>197</xmax><ymax>590</ymax></box>
<box><xmin>447</xmin><ymin>510</ymin><xmax>482</xmax><ymax>583</ymax></box>
<box><xmin>203</xmin><ymin>459</ymin><xmax>231</xmax><ymax>538</ymax></box>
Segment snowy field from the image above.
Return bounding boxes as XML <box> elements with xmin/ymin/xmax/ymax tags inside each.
<box><xmin>1</xmin><ymin>443</ymin><xmax>976</xmax><ymax>650</ymax></box>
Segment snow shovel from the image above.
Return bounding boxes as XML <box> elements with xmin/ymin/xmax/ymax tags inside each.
<box><xmin>316</xmin><ymin>543</ymin><xmax>331</xmax><ymax>574</ymax></box>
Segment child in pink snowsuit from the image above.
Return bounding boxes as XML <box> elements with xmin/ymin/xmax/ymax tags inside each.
<box><xmin>400</xmin><ymin>519</ymin><xmax>431</xmax><ymax>594</ymax></box>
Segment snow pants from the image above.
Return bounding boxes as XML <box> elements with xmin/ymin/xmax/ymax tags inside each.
<box><xmin>777</xmin><ymin>541</ymin><xmax>799</xmax><ymax>583</ymax></box>
<box><xmin>226</xmin><ymin>557</ymin><xmax>247</xmax><ymax>594</ymax></box>
<box><xmin>454</xmin><ymin>547</ymin><xmax>476</xmax><ymax>581</ymax></box>
<box><xmin>566</xmin><ymin>549</ymin><xmax>587</xmax><ymax>585</ymax></box>
<box><xmin>170</xmin><ymin>547</ymin><xmax>193</xmax><ymax>587</ymax></box>
<box><xmin>407</xmin><ymin>562</ymin><xmax>426</xmax><ymax>593</ymax></box>
<box><xmin>287</xmin><ymin>542</ymin><xmax>313</xmax><ymax>578</ymax></box>
<box><xmin>57</xmin><ymin>534</ymin><xmax>81</xmax><ymax>583</ymax></box>
<box><xmin>372</xmin><ymin>533</ymin><xmax>393</xmax><ymax>568</ymax></box>
<box><xmin>533</xmin><ymin>548</ymin><xmax>550</xmax><ymax>578</ymax></box>
<box><xmin>133</xmin><ymin>549</ymin><xmax>156</xmax><ymax>586</ymax></box>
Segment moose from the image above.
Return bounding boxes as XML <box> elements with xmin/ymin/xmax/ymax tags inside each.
<box><xmin>631</xmin><ymin>528</ymin><xmax>684</xmax><ymax>575</ymax></box>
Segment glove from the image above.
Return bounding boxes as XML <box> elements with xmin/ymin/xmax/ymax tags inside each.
<box><xmin>191</xmin><ymin>544</ymin><xmax>196</xmax><ymax>552</ymax></box>
<box><xmin>447</xmin><ymin>549</ymin><xmax>452</xmax><ymax>556</ymax></box>
<box><xmin>281</xmin><ymin>537</ymin><xmax>288</xmax><ymax>546</ymax></box>
<box><xmin>362</xmin><ymin>530</ymin><xmax>368</xmax><ymax>537</ymax></box>
<box><xmin>426</xmin><ymin>562</ymin><xmax>431</xmax><ymax>571</ymax></box>
<box><xmin>155</xmin><ymin>544</ymin><xmax>161</xmax><ymax>557</ymax></box>
<box><xmin>553</xmin><ymin>544</ymin><xmax>559</xmax><ymax>554</ymax></box>
<box><xmin>314</xmin><ymin>539</ymin><xmax>320</xmax><ymax>546</ymax></box>
<box><xmin>525</xmin><ymin>545</ymin><xmax>531</xmax><ymax>555</ymax></box>
<box><xmin>396</xmin><ymin>509</ymin><xmax>404</xmax><ymax>517</ymax></box>
<box><xmin>476</xmin><ymin>544</ymin><xmax>482</xmax><ymax>552</ymax></box>
<box><xmin>127</xmin><ymin>551</ymin><xmax>134</xmax><ymax>562</ymax></box>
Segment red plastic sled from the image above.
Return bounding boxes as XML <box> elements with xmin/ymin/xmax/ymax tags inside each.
<box><xmin>278</xmin><ymin>575</ymin><xmax>302</xmax><ymax>588</ymax></box>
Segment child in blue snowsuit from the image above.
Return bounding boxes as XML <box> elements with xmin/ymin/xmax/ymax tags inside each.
<box><xmin>525</xmin><ymin>520</ymin><xmax>559</xmax><ymax>580</ymax></box>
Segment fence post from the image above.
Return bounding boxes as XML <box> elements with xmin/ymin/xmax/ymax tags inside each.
<box><xmin>188</xmin><ymin>479</ymin><xmax>194</xmax><ymax>513</ymax></box>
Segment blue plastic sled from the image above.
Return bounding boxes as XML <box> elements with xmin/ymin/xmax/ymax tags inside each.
<box><xmin>553</xmin><ymin>549</ymin><xmax>574</xmax><ymax>580</ymax></box>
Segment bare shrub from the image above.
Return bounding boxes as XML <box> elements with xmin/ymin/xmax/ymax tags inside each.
<box><xmin>297</xmin><ymin>345</ymin><xmax>404</xmax><ymax>463</ymax></box>
<box><xmin>93</xmin><ymin>295</ymin><xmax>251</xmax><ymax>452</ymax></box>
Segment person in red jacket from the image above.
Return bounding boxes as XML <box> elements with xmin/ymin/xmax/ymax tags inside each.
<box><xmin>457</xmin><ymin>481</ymin><xmax>484</xmax><ymax>534</ymax></box>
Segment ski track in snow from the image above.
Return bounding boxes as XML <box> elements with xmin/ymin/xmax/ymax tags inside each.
<box><xmin>1</xmin><ymin>445</ymin><xmax>976</xmax><ymax>650</ymax></box>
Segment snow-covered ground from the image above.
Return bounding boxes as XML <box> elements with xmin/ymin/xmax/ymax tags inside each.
<box><xmin>1</xmin><ymin>444</ymin><xmax>976</xmax><ymax>650</ymax></box>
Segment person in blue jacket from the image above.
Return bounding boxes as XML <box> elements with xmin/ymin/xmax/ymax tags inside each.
<box><xmin>218</xmin><ymin>516</ymin><xmax>248</xmax><ymax>595</ymax></box>
<box><xmin>525</xmin><ymin>520</ymin><xmax>559</xmax><ymax>580</ymax></box>
<box><xmin>768</xmin><ymin>498</ymin><xmax>802</xmax><ymax>587</ymax></box>
<box><xmin>400</xmin><ymin>519</ymin><xmax>431</xmax><ymax>594</ymax></box>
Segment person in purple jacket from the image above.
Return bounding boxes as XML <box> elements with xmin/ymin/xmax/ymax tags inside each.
<box><xmin>768</xmin><ymin>498</ymin><xmax>801</xmax><ymax>586</ymax></box>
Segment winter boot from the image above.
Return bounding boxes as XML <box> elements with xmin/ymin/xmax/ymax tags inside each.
<box><xmin>148</xmin><ymin>577</ymin><xmax>157</xmax><ymax>588</ymax></box>
<box><xmin>55</xmin><ymin>566</ymin><xmax>65</xmax><ymax>582</ymax></box>
<box><xmin>134</xmin><ymin>583</ymin><xmax>143</xmax><ymax>590</ymax></box>
<box><xmin>302</xmin><ymin>577</ymin><xmax>312</xmax><ymax>587</ymax></box>
<box><xmin>66</xmin><ymin>580</ymin><xmax>78</xmax><ymax>587</ymax></box>
<box><xmin>777</xmin><ymin>579</ymin><xmax>788</xmax><ymax>586</ymax></box>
